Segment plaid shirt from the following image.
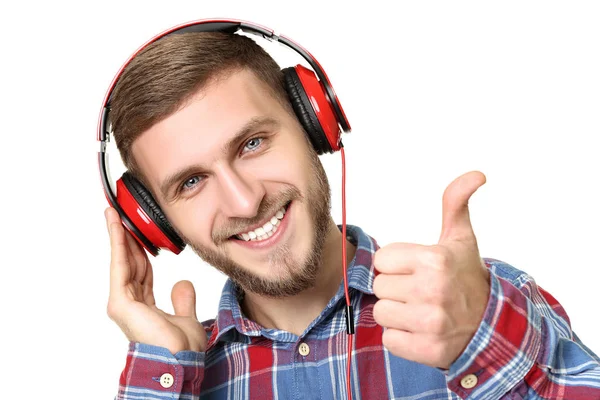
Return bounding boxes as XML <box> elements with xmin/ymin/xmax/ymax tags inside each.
<box><xmin>115</xmin><ymin>225</ymin><xmax>600</xmax><ymax>399</ymax></box>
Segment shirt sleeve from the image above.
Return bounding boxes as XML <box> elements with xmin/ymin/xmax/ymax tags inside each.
<box><xmin>115</xmin><ymin>342</ymin><xmax>205</xmax><ymax>400</ymax></box>
<box><xmin>446</xmin><ymin>258</ymin><xmax>600</xmax><ymax>399</ymax></box>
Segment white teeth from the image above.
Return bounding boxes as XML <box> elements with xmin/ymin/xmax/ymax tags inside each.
<box><xmin>235</xmin><ymin>204</ymin><xmax>288</xmax><ymax>241</ymax></box>
<box><xmin>263</xmin><ymin>222</ymin><xmax>273</xmax><ymax>232</ymax></box>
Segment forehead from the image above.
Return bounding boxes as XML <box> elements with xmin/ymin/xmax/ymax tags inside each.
<box><xmin>131</xmin><ymin>69</ymin><xmax>283</xmax><ymax>187</ymax></box>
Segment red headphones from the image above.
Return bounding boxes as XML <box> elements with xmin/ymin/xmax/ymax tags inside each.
<box><xmin>97</xmin><ymin>18</ymin><xmax>352</xmax><ymax>256</ymax></box>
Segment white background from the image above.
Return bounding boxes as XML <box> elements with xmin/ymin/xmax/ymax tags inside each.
<box><xmin>1</xmin><ymin>1</ymin><xmax>598</xmax><ymax>398</ymax></box>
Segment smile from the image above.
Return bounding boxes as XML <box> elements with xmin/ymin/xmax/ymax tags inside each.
<box><xmin>230</xmin><ymin>201</ymin><xmax>293</xmax><ymax>250</ymax></box>
<box><xmin>234</xmin><ymin>202</ymin><xmax>290</xmax><ymax>242</ymax></box>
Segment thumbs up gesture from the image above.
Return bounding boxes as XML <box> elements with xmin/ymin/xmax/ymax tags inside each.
<box><xmin>373</xmin><ymin>171</ymin><xmax>491</xmax><ymax>370</ymax></box>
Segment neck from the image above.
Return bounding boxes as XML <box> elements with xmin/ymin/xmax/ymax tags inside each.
<box><xmin>240</xmin><ymin>220</ymin><xmax>356</xmax><ymax>336</ymax></box>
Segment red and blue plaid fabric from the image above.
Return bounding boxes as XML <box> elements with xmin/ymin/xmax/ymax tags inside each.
<box><xmin>115</xmin><ymin>225</ymin><xmax>600</xmax><ymax>399</ymax></box>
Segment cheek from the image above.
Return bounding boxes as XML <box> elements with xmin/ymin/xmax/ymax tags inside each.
<box><xmin>166</xmin><ymin>199</ymin><xmax>215</xmax><ymax>244</ymax></box>
<box><xmin>242</xmin><ymin>149</ymin><xmax>309</xmax><ymax>189</ymax></box>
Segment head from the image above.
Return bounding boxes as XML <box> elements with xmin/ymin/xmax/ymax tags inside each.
<box><xmin>110</xmin><ymin>32</ymin><xmax>335</xmax><ymax>297</ymax></box>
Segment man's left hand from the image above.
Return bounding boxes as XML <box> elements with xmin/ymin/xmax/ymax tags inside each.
<box><xmin>372</xmin><ymin>171</ymin><xmax>491</xmax><ymax>370</ymax></box>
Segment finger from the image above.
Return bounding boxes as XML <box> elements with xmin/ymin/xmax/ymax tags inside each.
<box><xmin>106</xmin><ymin>214</ymin><xmax>130</xmax><ymax>292</ymax></box>
<box><xmin>143</xmin><ymin>280</ymin><xmax>157</xmax><ymax>307</ymax></box>
<box><xmin>124</xmin><ymin>228</ymin><xmax>147</xmax><ymax>283</ymax></box>
<box><xmin>382</xmin><ymin>328</ymin><xmax>443</xmax><ymax>368</ymax></box>
<box><xmin>141</xmin><ymin>249</ymin><xmax>154</xmax><ymax>289</ymax></box>
<box><xmin>372</xmin><ymin>273</ymin><xmax>415</xmax><ymax>302</ymax></box>
<box><xmin>140</xmin><ymin>251</ymin><xmax>156</xmax><ymax>307</ymax></box>
<box><xmin>171</xmin><ymin>280</ymin><xmax>197</xmax><ymax>320</ymax></box>
<box><xmin>105</xmin><ymin>207</ymin><xmax>120</xmax><ymax>232</ymax></box>
<box><xmin>123</xmin><ymin>231</ymin><xmax>156</xmax><ymax>307</ymax></box>
<box><xmin>373</xmin><ymin>299</ymin><xmax>443</xmax><ymax>333</ymax></box>
<box><xmin>162</xmin><ymin>313</ymin><xmax>208</xmax><ymax>352</ymax></box>
<box><xmin>373</xmin><ymin>243</ymin><xmax>431</xmax><ymax>274</ymax></box>
<box><xmin>439</xmin><ymin>171</ymin><xmax>486</xmax><ymax>244</ymax></box>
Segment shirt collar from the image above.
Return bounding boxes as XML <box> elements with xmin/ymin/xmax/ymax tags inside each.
<box><xmin>206</xmin><ymin>224</ymin><xmax>380</xmax><ymax>348</ymax></box>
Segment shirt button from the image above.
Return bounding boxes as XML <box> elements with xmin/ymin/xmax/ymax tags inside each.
<box><xmin>460</xmin><ymin>373</ymin><xmax>478</xmax><ymax>389</ymax></box>
<box><xmin>298</xmin><ymin>342</ymin><xmax>310</xmax><ymax>356</ymax></box>
<box><xmin>160</xmin><ymin>373</ymin><xmax>174</xmax><ymax>388</ymax></box>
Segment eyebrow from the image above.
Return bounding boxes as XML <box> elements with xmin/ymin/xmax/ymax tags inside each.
<box><xmin>158</xmin><ymin>116</ymin><xmax>280</xmax><ymax>200</ymax></box>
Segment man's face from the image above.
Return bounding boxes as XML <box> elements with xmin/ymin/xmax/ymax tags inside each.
<box><xmin>132</xmin><ymin>69</ymin><xmax>332</xmax><ymax>297</ymax></box>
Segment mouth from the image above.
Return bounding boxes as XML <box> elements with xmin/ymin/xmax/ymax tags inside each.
<box><xmin>230</xmin><ymin>201</ymin><xmax>291</xmax><ymax>242</ymax></box>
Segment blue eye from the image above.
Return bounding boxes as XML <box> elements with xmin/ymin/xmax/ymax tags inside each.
<box><xmin>182</xmin><ymin>176</ymin><xmax>201</xmax><ymax>191</ymax></box>
<box><xmin>243</xmin><ymin>137</ymin><xmax>262</xmax><ymax>152</ymax></box>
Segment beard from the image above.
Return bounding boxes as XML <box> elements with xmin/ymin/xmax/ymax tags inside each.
<box><xmin>179</xmin><ymin>148</ymin><xmax>332</xmax><ymax>298</ymax></box>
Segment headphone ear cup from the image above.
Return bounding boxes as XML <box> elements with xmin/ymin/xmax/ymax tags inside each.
<box><xmin>283</xmin><ymin>66</ymin><xmax>341</xmax><ymax>154</ymax></box>
<box><xmin>283</xmin><ymin>67</ymin><xmax>330</xmax><ymax>154</ymax></box>
<box><xmin>120</xmin><ymin>172</ymin><xmax>186</xmax><ymax>253</ymax></box>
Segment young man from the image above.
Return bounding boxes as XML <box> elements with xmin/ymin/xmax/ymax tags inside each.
<box><xmin>103</xmin><ymin>30</ymin><xmax>600</xmax><ymax>399</ymax></box>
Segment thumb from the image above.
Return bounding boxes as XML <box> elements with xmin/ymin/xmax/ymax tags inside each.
<box><xmin>439</xmin><ymin>170</ymin><xmax>486</xmax><ymax>244</ymax></box>
<box><xmin>171</xmin><ymin>280</ymin><xmax>198</xmax><ymax>320</ymax></box>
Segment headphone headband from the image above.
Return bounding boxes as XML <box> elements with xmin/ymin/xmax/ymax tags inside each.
<box><xmin>98</xmin><ymin>18</ymin><xmax>350</xmax><ymax>142</ymax></box>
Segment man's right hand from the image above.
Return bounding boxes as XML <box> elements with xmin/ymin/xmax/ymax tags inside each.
<box><xmin>104</xmin><ymin>207</ymin><xmax>208</xmax><ymax>354</ymax></box>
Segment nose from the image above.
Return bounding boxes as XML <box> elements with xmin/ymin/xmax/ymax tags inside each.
<box><xmin>214</xmin><ymin>163</ymin><xmax>265</xmax><ymax>218</ymax></box>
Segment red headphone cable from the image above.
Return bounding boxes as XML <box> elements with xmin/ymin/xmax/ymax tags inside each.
<box><xmin>340</xmin><ymin>146</ymin><xmax>354</xmax><ymax>400</ymax></box>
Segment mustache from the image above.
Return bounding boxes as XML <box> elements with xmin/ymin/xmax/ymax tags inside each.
<box><xmin>212</xmin><ymin>186</ymin><xmax>302</xmax><ymax>243</ymax></box>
